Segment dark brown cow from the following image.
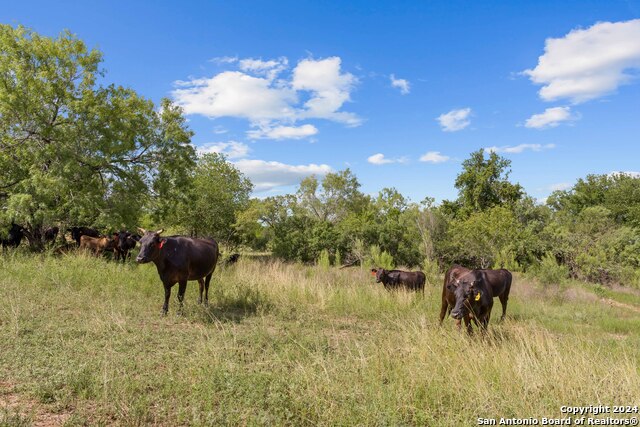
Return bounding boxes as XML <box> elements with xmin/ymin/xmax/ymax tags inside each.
<box><xmin>79</xmin><ymin>235</ymin><xmax>117</xmax><ymax>256</ymax></box>
<box><xmin>136</xmin><ymin>228</ymin><xmax>219</xmax><ymax>315</ymax></box>
<box><xmin>447</xmin><ymin>269</ymin><xmax>494</xmax><ymax>333</ymax></box>
<box><xmin>371</xmin><ymin>268</ymin><xmax>426</xmax><ymax>292</ymax></box>
<box><xmin>68</xmin><ymin>226</ymin><xmax>100</xmax><ymax>246</ymax></box>
<box><xmin>440</xmin><ymin>265</ymin><xmax>512</xmax><ymax>329</ymax></box>
<box><xmin>440</xmin><ymin>265</ymin><xmax>472</xmax><ymax>330</ymax></box>
<box><xmin>44</xmin><ymin>226</ymin><xmax>59</xmax><ymax>243</ymax></box>
<box><xmin>114</xmin><ymin>231</ymin><xmax>140</xmax><ymax>263</ymax></box>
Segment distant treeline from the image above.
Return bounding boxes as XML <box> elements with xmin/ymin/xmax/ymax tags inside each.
<box><xmin>1</xmin><ymin>25</ymin><xmax>639</xmax><ymax>287</ymax></box>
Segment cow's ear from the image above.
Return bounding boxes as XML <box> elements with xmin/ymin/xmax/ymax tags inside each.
<box><xmin>156</xmin><ymin>228</ymin><xmax>164</xmax><ymax>235</ymax></box>
<box><xmin>137</xmin><ymin>227</ymin><xmax>146</xmax><ymax>235</ymax></box>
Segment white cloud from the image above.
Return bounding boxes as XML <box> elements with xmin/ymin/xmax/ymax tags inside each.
<box><xmin>523</xmin><ymin>19</ymin><xmax>640</xmax><ymax>103</ymax></box>
<box><xmin>419</xmin><ymin>151</ymin><xmax>450</xmax><ymax>163</ymax></box>
<box><xmin>173</xmin><ymin>71</ymin><xmax>297</xmax><ymax>121</ymax></box>
<box><xmin>291</xmin><ymin>57</ymin><xmax>361</xmax><ymax>126</ymax></box>
<box><xmin>367</xmin><ymin>153</ymin><xmax>407</xmax><ymax>165</ymax></box>
<box><xmin>234</xmin><ymin>159</ymin><xmax>332</xmax><ymax>192</ymax></box>
<box><xmin>525</xmin><ymin>106</ymin><xmax>579</xmax><ymax>129</ymax></box>
<box><xmin>173</xmin><ymin>56</ymin><xmax>361</xmax><ymax>133</ymax></box>
<box><xmin>209</xmin><ymin>56</ymin><xmax>238</xmax><ymax>64</ymax></box>
<box><xmin>549</xmin><ymin>182</ymin><xmax>572</xmax><ymax>191</ymax></box>
<box><xmin>247</xmin><ymin>124</ymin><xmax>318</xmax><ymax>140</ymax></box>
<box><xmin>436</xmin><ymin>108</ymin><xmax>472</xmax><ymax>132</ymax></box>
<box><xmin>484</xmin><ymin>143</ymin><xmax>556</xmax><ymax>154</ymax></box>
<box><xmin>196</xmin><ymin>141</ymin><xmax>250</xmax><ymax>159</ymax></box>
<box><xmin>238</xmin><ymin>57</ymin><xmax>288</xmax><ymax>81</ymax></box>
<box><xmin>390</xmin><ymin>74</ymin><xmax>410</xmax><ymax>95</ymax></box>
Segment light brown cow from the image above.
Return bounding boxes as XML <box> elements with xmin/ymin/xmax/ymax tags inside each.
<box><xmin>80</xmin><ymin>235</ymin><xmax>117</xmax><ymax>256</ymax></box>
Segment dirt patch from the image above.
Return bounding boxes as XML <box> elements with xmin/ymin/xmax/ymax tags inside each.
<box><xmin>0</xmin><ymin>381</ymin><xmax>72</xmax><ymax>427</ymax></box>
<box><xmin>601</xmin><ymin>298</ymin><xmax>640</xmax><ymax>314</ymax></box>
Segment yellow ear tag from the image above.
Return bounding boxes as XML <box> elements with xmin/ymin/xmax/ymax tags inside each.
<box><xmin>475</xmin><ymin>292</ymin><xmax>481</xmax><ymax>301</ymax></box>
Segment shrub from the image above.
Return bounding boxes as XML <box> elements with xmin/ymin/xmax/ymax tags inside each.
<box><xmin>533</xmin><ymin>253</ymin><xmax>569</xmax><ymax>286</ymax></box>
<box><xmin>369</xmin><ymin>245</ymin><xmax>394</xmax><ymax>270</ymax></box>
<box><xmin>317</xmin><ymin>249</ymin><xmax>331</xmax><ymax>271</ymax></box>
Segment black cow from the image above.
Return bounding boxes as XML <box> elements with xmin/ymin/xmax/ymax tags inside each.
<box><xmin>1</xmin><ymin>223</ymin><xmax>24</xmax><ymax>249</ymax></box>
<box><xmin>44</xmin><ymin>226</ymin><xmax>59</xmax><ymax>244</ymax></box>
<box><xmin>447</xmin><ymin>269</ymin><xmax>494</xmax><ymax>333</ymax></box>
<box><xmin>371</xmin><ymin>268</ymin><xmax>426</xmax><ymax>292</ymax></box>
<box><xmin>225</xmin><ymin>253</ymin><xmax>241</xmax><ymax>266</ymax></box>
<box><xmin>68</xmin><ymin>226</ymin><xmax>100</xmax><ymax>246</ymax></box>
<box><xmin>114</xmin><ymin>231</ymin><xmax>140</xmax><ymax>263</ymax></box>
<box><xmin>440</xmin><ymin>265</ymin><xmax>512</xmax><ymax>328</ymax></box>
<box><xmin>136</xmin><ymin>228</ymin><xmax>220</xmax><ymax>315</ymax></box>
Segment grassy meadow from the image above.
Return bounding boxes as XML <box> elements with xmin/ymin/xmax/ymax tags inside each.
<box><xmin>1</xmin><ymin>252</ymin><xmax>640</xmax><ymax>426</ymax></box>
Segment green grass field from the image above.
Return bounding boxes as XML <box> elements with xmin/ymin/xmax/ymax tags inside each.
<box><xmin>1</xmin><ymin>253</ymin><xmax>639</xmax><ymax>426</ymax></box>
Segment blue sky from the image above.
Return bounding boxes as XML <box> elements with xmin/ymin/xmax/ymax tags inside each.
<box><xmin>3</xmin><ymin>1</ymin><xmax>640</xmax><ymax>202</ymax></box>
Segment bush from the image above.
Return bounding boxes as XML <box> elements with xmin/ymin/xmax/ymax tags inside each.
<box><xmin>421</xmin><ymin>257</ymin><xmax>440</xmax><ymax>286</ymax></box>
<box><xmin>369</xmin><ymin>245</ymin><xmax>394</xmax><ymax>270</ymax></box>
<box><xmin>317</xmin><ymin>249</ymin><xmax>331</xmax><ymax>271</ymax></box>
<box><xmin>533</xmin><ymin>253</ymin><xmax>569</xmax><ymax>286</ymax></box>
<box><xmin>493</xmin><ymin>249</ymin><xmax>521</xmax><ymax>272</ymax></box>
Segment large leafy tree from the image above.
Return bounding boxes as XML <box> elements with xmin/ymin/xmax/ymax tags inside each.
<box><xmin>0</xmin><ymin>25</ymin><xmax>195</xmax><ymax>247</ymax></box>
<box><xmin>445</xmin><ymin>149</ymin><xmax>523</xmax><ymax>217</ymax></box>
<box><xmin>174</xmin><ymin>153</ymin><xmax>252</xmax><ymax>244</ymax></box>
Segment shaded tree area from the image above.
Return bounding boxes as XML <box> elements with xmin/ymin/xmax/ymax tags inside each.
<box><xmin>0</xmin><ymin>25</ymin><xmax>195</xmax><ymax>248</ymax></box>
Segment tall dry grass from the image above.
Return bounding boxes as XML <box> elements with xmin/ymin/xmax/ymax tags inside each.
<box><xmin>0</xmin><ymin>252</ymin><xmax>639</xmax><ymax>425</ymax></box>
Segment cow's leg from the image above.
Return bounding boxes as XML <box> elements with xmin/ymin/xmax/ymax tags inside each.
<box><xmin>177</xmin><ymin>280</ymin><xmax>188</xmax><ymax>314</ymax></box>
<box><xmin>162</xmin><ymin>282</ymin><xmax>174</xmax><ymax>315</ymax></box>
<box><xmin>463</xmin><ymin>315</ymin><xmax>473</xmax><ymax>335</ymax></box>
<box><xmin>198</xmin><ymin>278</ymin><xmax>205</xmax><ymax>304</ymax></box>
<box><xmin>499</xmin><ymin>294</ymin><xmax>509</xmax><ymax>321</ymax></box>
<box><xmin>203</xmin><ymin>272</ymin><xmax>213</xmax><ymax>305</ymax></box>
<box><xmin>439</xmin><ymin>298</ymin><xmax>449</xmax><ymax>325</ymax></box>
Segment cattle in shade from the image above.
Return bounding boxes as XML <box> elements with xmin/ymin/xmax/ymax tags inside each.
<box><xmin>370</xmin><ymin>268</ymin><xmax>426</xmax><ymax>292</ymax></box>
<box><xmin>114</xmin><ymin>231</ymin><xmax>140</xmax><ymax>263</ymax></box>
<box><xmin>80</xmin><ymin>235</ymin><xmax>117</xmax><ymax>256</ymax></box>
<box><xmin>447</xmin><ymin>269</ymin><xmax>494</xmax><ymax>333</ymax></box>
<box><xmin>135</xmin><ymin>228</ymin><xmax>219</xmax><ymax>315</ymax></box>
<box><xmin>225</xmin><ymin>253</ymin><xmax>241</xmax><ymax>266</ymax></box>
<box><xmin>68</xmin><ymin>226</ymin><xmax>100</xmax><ymax>246</ymax></box>
<box><xmin>1</xmin><ymin>223</ymin><xmax>24</xmax><ymax>249</ymax></box>
<box><xmin>44</xmin><ymin>226</ymin><xmax>59</xmax><ymax>244</ymax></box>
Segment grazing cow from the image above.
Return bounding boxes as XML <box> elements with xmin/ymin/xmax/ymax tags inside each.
<box><xmin>225</xmin><ymin>253</ymin><xmax>241</xmax><ymax>266</ymax></box>
<box><xmin>1</xmin><ymin>223</ymin><xmax>24</xmax><ymax>249</ymax></box>
<box><xmin>440</xmin><ymin>264</ymin><xmax>471</xmax><ymax>328</ymax></box>
<box><xmin>68</xmin><ymin>226</ymin><xmax>100</xmax><ymax>246</ymax></box>
<box><xmin>79</xmin><ymin>235</ymin><xmax>117</xmax><ymax>256</ymax></box>
<box><xmin>44</xmin><ymin>226</ymin><xmax>59</xmax><ymax>244</ymax></box>
<box><xmin>447</xmin><ymin>269</ymin><xmax>494</xmax><ymax>333</ymax></box>
<box><xmin>114</xmin><ymin>231</ymin><xmax>140</xmax><ymax>263</ymax></box>
<box><xmin>371</xmin><ymin>268</ymin><xmax>426</xmax><ymax>292</ymax></box>
<box><xmin>136</xmin><ymin>228</ymin><xmax>219</xmax><ymax>315</ymax></box>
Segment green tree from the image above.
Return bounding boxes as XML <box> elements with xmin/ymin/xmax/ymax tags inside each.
<box><xmin>449</xmin><ymin>149</ymin><xmax>523</xmax><ymax>217</ymax></box>
<box><xmin>175</xmin><ymin>153</ymin><xmax>252</xmax><ymax>244</ymax></box>
<box><xmin>0</xmin><ymin>25</ymin><xmax>195</xmax><ymax>248</ymax></box>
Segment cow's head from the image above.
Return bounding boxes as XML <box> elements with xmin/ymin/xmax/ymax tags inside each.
<box><xmin>371</xmin><ymin>268</ymin><xmax>387</xmax><ymax>284</ymax></box>
<box><xmin>135</xmin><ymin>228</ymin><xmax>165</xmax><ymax>264</ymax></box>
<box><xmin>447</xmin><ymin>272</ymin><xmax>483</xmax><ymax>320</ymax></box>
